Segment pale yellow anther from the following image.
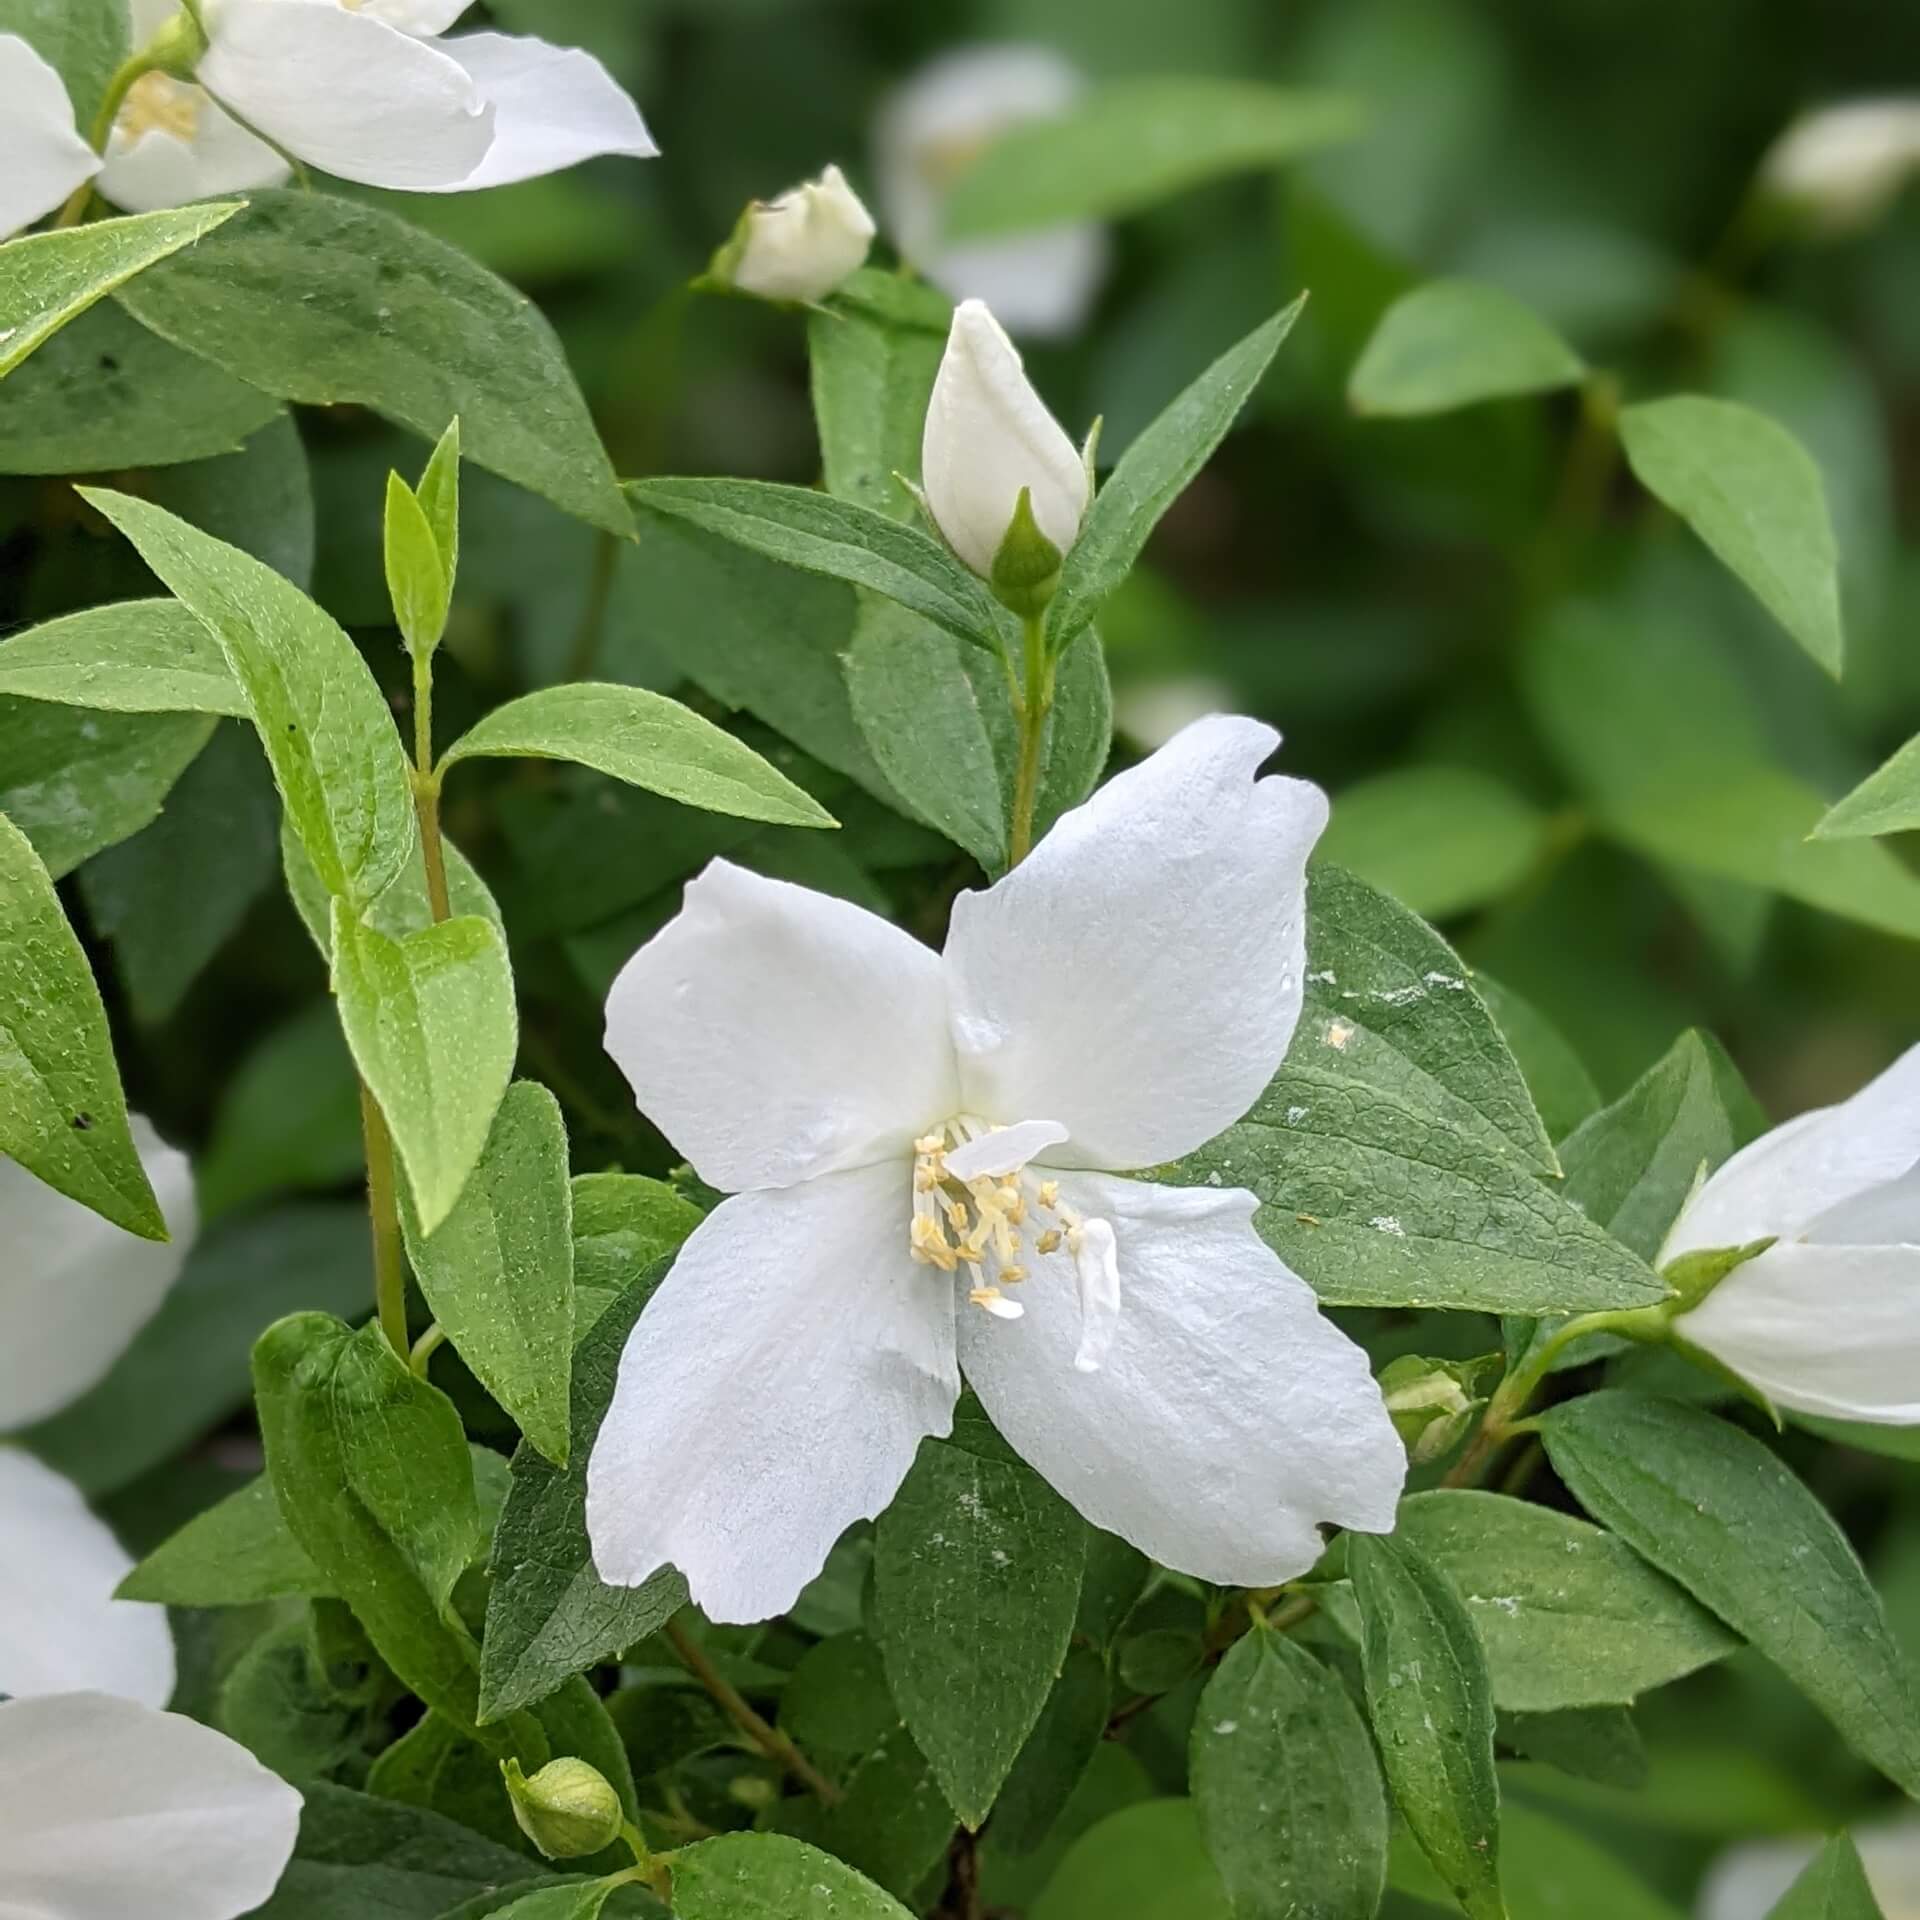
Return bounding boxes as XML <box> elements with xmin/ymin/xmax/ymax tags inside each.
<box><xmin>945</xmin><ymin>1198</ymin><xmax>968</xmax><ymax>1229</ymax></box>
<box><xmin>969</xmin><ymin>1286</ymin><xmax>1024</xmax><ymax>1321</ymax></box>
<box><xmin>119</xmin><ymin>72</ymin><xmax>201</xmax><ymax>143</ymax></box>
<box><xmin>1066</xmin><ymin>1225</ymin><xmax>1085</xmax><ymax>1255</ymax></box>
<box><xmin>999</xmin><ymin>1265</ymin><xmax>1029</xmax><ymax>1285</ymax></box>
<box><xmin>1038</xmin><ymin>1180</ymin><xmax>1059</xmax><ymax>1210</ymax></box>
<box><xmin>1036</xmin><ymin>1228</ymin><xmax>1062</xmax><ymax>1256</ymax></box>
<box><xmin>914</xmin><ymin>1133</ymin><xmax>947</xmax><ymax>1156</ymax></box>
<box><xmin>914</xmin><ymin>1165</ymin><xmax>939</xmax><ymax>1192</ymax></box>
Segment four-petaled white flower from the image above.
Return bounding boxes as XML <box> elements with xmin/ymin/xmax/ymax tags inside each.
<box><xmin>0</xmin><ymin>1125</ymin><xmax>303</xmax><ymax>1919</ymax></box>
<box><xmin>873</xmin><ymin>43</ymin><xmax>1109</xmax><ymax>340</ymax></box>
<box><xmin>1760</xmin><ymin>98</ymin><xmax>1920</xmax><ymax>233</ymax></box>
<box><xmin>1664</xmin><ymin>1044</ymin><xmax>1920</xmax><ymax>1423</ymax></box>
<box><xmin>922</xmin><ymin>298</ymin><xmax>1091</xmax><ymax>581</ymax></box>
<box><xmin>720</xmin><ymin>163</ymin><xmax>877</xmax><ymax>306</ymax></box>
<box><xmin>587</xmin><ymin>716</ymin><xmax>1406</xmax><ymax>1625</ymax></box>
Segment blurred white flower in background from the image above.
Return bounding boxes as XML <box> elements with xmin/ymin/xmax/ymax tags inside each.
<box><xmin>874</xmin><ymin>43</ymin><xmax>1109</xmax><ymax>338</ymax></box>
<box><xmin>1760</xmin><ymin>98</ymin><xmax>1920</xmax><ymax>232</ymax></box>
<box><xmin>716</xmin><ymin>163</ymin><xmax>877</xmax><ymax>305</ymax></box>
<box><xmin>1698</xmin><ymin>1819</ymin><xmax>1920</xmax><ymax>1919</ymax></box>
<box><xmin>1113</xmin><ymin>677</ymin><xmax>1234</xmax><ymax>751</ymax></box>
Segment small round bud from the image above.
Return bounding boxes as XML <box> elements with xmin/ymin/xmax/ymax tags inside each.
<box><xmin>502</xmin><ymin>1756</ymin><xmax>625</xmax><ymax>1861</ymax></box>
<box><xmin>1378</xmin><ymin>1355</ymin><xmax>1481</xmax><ymax>1466</ymax></box>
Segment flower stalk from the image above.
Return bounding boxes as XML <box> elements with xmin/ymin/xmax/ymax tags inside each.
<box><xmin>412</xmin><ymin>655</ymin><xmax>452</xmax><ymax>926</ymax></box>
<box><xmin>663</xmin><ymin>1618</ymin><xmax>842</xmax><ymax>1804</ymax></box>
<box><xmin>358</xmin><ymin>1080</ymin><xmax>409</xmax><ymax>1358</ymax></box>
<box><xmin>1007</xmin><ymin>612</ymin><xmax>1054</xmax><ymax>867</ymax></box>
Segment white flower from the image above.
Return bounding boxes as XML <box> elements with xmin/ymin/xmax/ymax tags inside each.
<box><xmin>873</xmin><ymin>43</ymin><xmax>1109</xmax><ymax>339</ymax></box>
<box><xmin>98</xmin><ymin>0</ymin><xmax>657</xmax><ymax>214</ymax></box>
<box><xmin>0</xmin><ymin>1128</ymin><xmax>298</xmax><ymax>1918</ymax></box>
<box><xmin>1759</xmin><ymin>98</ymin><xmax>1920</xmax><ymax>232</ymax></box>
<box><xmin>1663</xmin><ymin>1044</ymin><xmax>1920</xmax><ymax>1423</ymax></box>
<box><xmin>721</xmin><ymin>163</ymin><xmax>876</xmax><ymax>305</ymax></box>
<box><xmin>922</xmin><ymin>298</ymin><xmax>1090</xmax><ymax>580</ymax></box>
<box><xmin>586</xmin><ymin>716</ymin><xmax>1406</xmax><ymax>1625</ymax></box>
<box><xmin>0</xmin><ymin>1692</ymin><xmax>302</xmax><ymax>1920</ymax></box>
<box><xmin>1698</xmin><ymin>1817</ymin><xmax>1920</xmax><ymax>1920</ymax></box>
<box><xmin>0</xmin><ymin>33</ymin><xmax>101</xmax><ymax>238</ymax></box>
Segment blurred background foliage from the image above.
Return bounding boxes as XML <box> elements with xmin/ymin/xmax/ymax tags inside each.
<box><xmin>6</xmin><ymin>0</ymin><xmax>1920</xmax><ymax>1913</ymax></box>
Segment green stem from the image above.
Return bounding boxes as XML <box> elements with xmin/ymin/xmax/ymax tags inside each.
<box><xmin>412</xmin><ymin>656</ymin><xmax>452</xmax><ymax>924</ymax></box>
<box><xmin>612</xmin><ymin>1821</ymin><xmax>674</xmax><ymax>1901</ymax></box>
<box><xmin>359</xmin><ymin>1080</ymin><xmax>409</xmax><ymax>1357</ymax></box>
<box><xmin>409</xmin><ymin>1323</ymin><xmax>447</xmax><ymax>1376</ymax></box>
<box><xmin>1007</xmin><ymin>612</ymin><xmax>1053</xmax><ymax>868</ymax></box>
<box><xmin>663</xmin><ymin>1618</ymin><xmax>841</xmax><ymax>1804</ymax></box>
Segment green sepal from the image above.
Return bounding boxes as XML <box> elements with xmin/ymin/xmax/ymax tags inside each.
<box><xmin>1660</xmin><ymin>1235</ymin><xmax>1777</xmax><ymax>1312</ymax></box>
<box><xmin>989</xmin><ymin>486</ymin><xmax>1064</xmax><ymax>619</ymax></box>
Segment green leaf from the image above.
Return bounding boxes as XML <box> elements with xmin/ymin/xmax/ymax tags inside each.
<box><xmin>481</xmin><ymin>1262</ymin><xmax>689</xmax><ymax>1723</ymax></box>
<box><xmin>569</xmin><ymin>1172</ymin><xmax>703</xmax><ymax>1341</ymax></box>
<box><xmin>775</xmin><ymin>1723</ymin><xmax>959</xmax><ymax>1901</ymax></box>
<box><xmin>1030</xmin><ymin>1798</ymin><xmax>1230</xmax><ymax>1920</ymax></box>
<box><xmin>386</xmin><ymin>471</ymin><xmax>452</xmax><ymax>661</ymax></box>
<box><xmin>1537</xmin><ymin>1391</ymin><xmax>1920</xmax><ymax>1797</ymax></box>
<box><xmin>0</xmin><ymin>811</ymin><xmax>163</xmax><ymax>1237</ymax></box>
<box><xmin>1499</xmin><ymin>1706</ymin><xmax>1648</xmax><ymax>1789</ymax></box>
<box><xmin>1392</xmin><ymin>1490</ymin><xmax>1739</xmax><ymax>1711</ymax></box>
<box><xmin>1317</xmin><ymin>765</ymin><xmax>1553</xmax><ymax>920</ymax></box>
<box><xmin>418</xmin><ymin>416</ymin><xmax>462</xmax><ymax>580</ymax></box>
<box><xmin>1048</xmin><ymin>299</ymin><xmax>1305</xmax><ymax>653</ymax></box>
<box><xmin>1769</xmin><ymin>1835</ymin><xmax>1887</xmax><ymax>1920</ymax></box>
<box><xmin>0</xmin><ymin>0</ymin><xmax>126</xmax><ymax>106</ymax></box>
<box><xmin>402</xmin><ymin>1081</ymin><xmax>575</xmax><ymax>1468</ymax></box>
<box><xmin>332</xmin><ymin>903</ymin><xmax>518</xmax><ymax>1236</ymax></box>
<box><xmin>217</xmin><ymin>1614</ymin><xmax>373</xmax><ymax>1784</ymax></box>
<box><xmin>1557</xmin><ymin>1030</ymin><xmax>1764</xmax><ymax>1263</ymax></box>
<box><xmin>483</xmin><ymin>1885</ymin><xmax>632</xmax><ymax>1920</ymax></box>
<box><xmin>253</xmin><ymin>1312</ymin><xmax>487</xmax><ymax>1732</ymax></box>
<box><xmin>1349</xmin><ymin>1532</ymin><xmax>1507</xmax><ymax>1920</ymax></box>
<box><xmin>78</xmin><ymin>722</ymin><xmax>278</xmax><ymax>1024</ymax></box>
<box><xmin>872</xmin><ymin>1435</ymin><xmax>1087</xmax><ymax>1827</ymax></box>
<box><xmin>0</xmin><ymin>301</ymin><xmax>283</xmax><ymax>473</ymax></box>
<box><xmin>251</xmin><ymin>1783</ymin><xmax>549</xmax><ymax>1920</ymax></box>
<box><xmin>0</xmin><ymin>203</ymin><xmax>242</xmax><ymax>380</ymax></box>
<box><xmin>1473</xmin><ymin>975</ymin><xmax>1601</xmax><ymax>1143</ymax></box>
<box><xmin>989</xmin><ymin>1647</ymin><xmax>1111</xmax><ymax>1856</ymax></box>
<box><xmin>1619</xmin><ymin>395</ymin><xmax>1844</xmax><ymax>676</ymax></box>
<box><xmin>945</xmin><ymin>79</ymin><xmax>1363</xmax><ymax>234</ymax></box>
<box><xmin>629</xmin><ymin>477</ymin><xmax>1007</xmax><ymax>655</ymax></box>
<box><xmin>119</xmin><ymin>1475</ymin><xmax>329</xmax><ymax>1607</ymax></box>
<box><xmin>117</xmin><ymin>191</ymin><xmax>628</xmax><ymax>535</ymax></box>
<box><xmin>144</xmin><ymin>412</ymin><xmax>317</xmax><ymax>589</ymax></box>
<box><xmin>666</xmin><ymin>1833</ymin><xmax>913</xmax><ymax>1920</ymax></box>
<box><xmin>0</xmin><ymin>697</ymin><xmax>215</xmax><ymax>879</ymax></box>
<box><xmin>1349</xmin><ymin>280</ymin><xmax>1586</xmax><ymax>416</ymax></box>
<box><xmin>1191</xmin><ymin>1629</ymin><xmax>1389</xmax><ymax>1920</ymax></box>
<box><xmin>0</xmin><ymin>601</ymin><xmax>247</xmax><ymax>717</ymax></box>
<box><xmin>81</xmin><ymin>487</ymin><xmax>415</xmax><ymax>909</ymax></box>
<box><xmin>282</xmin><ymin>813</ymin><xmax>502</xmax><ymax>961</ymax></box>
<box><xmin>1814</xmin><ymin>733</ymin><xmax>1920</xmax><ymax>842</ymax></box>
<box><xmin>443</xmin><ymin>684</ymin><xmax>837</xmax><ymax>830</ymax></box>
<box><xmin>22</xmin><ymin>1203</ymin><xmax>369</xmax><ymax>1495</ymax></box>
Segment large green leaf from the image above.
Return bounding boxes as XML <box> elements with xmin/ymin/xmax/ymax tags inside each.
<box><xmin>945</xmin><ymin>79</ymin><xmax>1362</xmax><ymax>233</ymax></box>
<box><xmin>872</xmin><ymin>1436</ymin><xmax>1087</xmax><ymax>1828</ymax></box>
<box><xmin>569</xmin><ymin>1172</ymin><xmax>702</xmax><ymax>1340</ymax></box>
<box><xmin>1349</xmin><ymin>1532</ymin><xmax>1506</xmax><ymax>1920</ymax></box>
<box><xmin>1619</xmin><ymin>395</ymin><xmax>1843</xmax><ymax>676</ymax></box>
<box><xmin>1392</xmin><ymin>1491</ymin><xmax>1739</xmax><ymax>1711</ymax></box>
<box><xmin>666</xmin><ymin>1834</ymin><xmax>913</xmax><ymax>1920</ymax></box>
<box><xmin>0</xmin><ymin>203</ymin><xmax>241</xmax><ymax>380</ymax></box>
<box><xmin>82</xmin><ymin>488</ymin><xmax>415</xmax><ymax>909</ymax></box>
<box><xmin>1769</xmin><ymin>1835</ymin><xmax>1887</xmax><ymax>1920</ymax></box>
<box><xmin>443</xmin><ymin>684</ymin><xmax>836</xmax><ymax>829</ymax></box>
<box><xmin>988</xmin><ymin>1647</ymin><xmax>1111</xmax><ymax>1856</ymax></box>
<box><xmin>1191</xmin><ymin>1629</ymin><xmax>1388</xmax><ymax>1919</ymax></box>
<box><xmin>1815</xmin><ymin>733</ymin><xmax>1920</xmax><ymax>842</ymax></box>
<box><xmin>1538</xmin><ymin>1392</ymin><xmax>1920</xmax><ymax>1797</ymax></box>
<box><xmin>1349</xmin><ymin>280</ymin><xmax>1585</xmax><ymax>416</ymax></box>
<box><xmin>629</xmin><ymin>476</ymin><xmax>1006</xmax><ymax>655</ymax></box>
<box><xmin>1030</xmin><ymin>1798</ymin><xmax>1229</xmax><ymax>1920</ymax></box>
<box><xmin>1048</xmin><ymin>300</ymin><xmax>1304</xmax><ymax>653</ymax></box>
<box><xmin>480</xmin><ymin>1262</ymin><xmax>688</xmax><ymax>1723</ymax></box>
<box><xmin>332</xmin><ymin>903</ymin><xmax>518</xmax><ymax>1236</ymax></box>
<box><xmin>117</xmin><ymin>191</ymin><xmax>628</xmax><ymax>535</ymax></box>
<box><xmin>119</xmin><ymin>1475</ymin><xmax>329</xmax><ymax>1608</ymax></box>
<box><xmin>253</xmin><ymin>1312</ymin><xmax>488</xmax><ymax>1732</ymax></box>
<box><xmin>0</xmin><ymin>811</ymin><xmax>163</xmax><ymax>1237</ymax></box>
<box><xmin>0</xmin><ymin>600</ymin><xmax>246</xmax><ymax>716</ymax></box>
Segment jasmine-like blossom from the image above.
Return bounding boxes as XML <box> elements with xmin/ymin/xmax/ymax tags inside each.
<box><xmin>718</xmin><ymin>164</ymin><xmax>877</xmax><ymax>305</ymax></box>
<box><xmin>1664</xmin><ymin>1045</ymin><xmax>1920</xmax><ymax>1423</ymax></box>
<box><xmin>586</xmin><ymin>716</ymin><xmax>1406</xmax><ymax>1624</ymax></box>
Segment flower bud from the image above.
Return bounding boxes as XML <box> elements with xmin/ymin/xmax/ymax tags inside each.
<box><xmin>1759</xmin><ymin>98</ymin><xmax>1920</xmax><ymax>232</ymax></box>
<box><xmin>1377</xmin><ymin>1355</ymin><xmax>1485</xmax><ymax>1466</ymax></box>
<box><xmin>921</xmin><ymin>298</ymin><xmax>1089</xmax><ymax>593</ymax></box>
<box><xmin>713</xmin><ymin>163</ymin><xmax>877</xmax><ymax>305</ymax></box>
<box><xmin>502</xmin><ymin>1756</ymin><xmax>624</xmax><ymax>1860</ymax></box>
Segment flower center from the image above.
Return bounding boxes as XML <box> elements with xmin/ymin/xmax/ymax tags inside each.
<box><xmin>118</xmin><ymin>72</ymin><xmax>202</xmax><ymax>144</ymax></box>
<box><xmin>905</xmin><ymin>1119</ymin><xmax>1121</xmax><ymax>1371</ymax></box>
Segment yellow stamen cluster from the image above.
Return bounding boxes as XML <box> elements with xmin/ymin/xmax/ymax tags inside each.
<box><xmin>119</xmin><ymin>72</ymin><xmax>201</xmax><ymax>144</ymax></box>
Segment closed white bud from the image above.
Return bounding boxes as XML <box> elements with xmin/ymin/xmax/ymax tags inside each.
<box><xmin>1760</xmin><ymin>99</ymin><xmax>1920</xmax><ymax>232</ymax></box>
<box><xmin>719</xmin><ymin>163</ymin><xmax>877</xmax><ymax>305</ymax></box>
<box><xmin>921</xmin><ymin>298</ymin><xmax>1089</xmax><ymax>584</ymax></box>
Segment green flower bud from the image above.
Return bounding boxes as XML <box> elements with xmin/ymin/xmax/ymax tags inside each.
<box><xmin>502</xmin><ymin>1757</ymin><xmax>625</xmax><ymax>1861</ymax></box>
<box><xmin>1378</xmin><ymin>1354</ymin><xmax>1484</xmax><ymax>1466</ymax></box>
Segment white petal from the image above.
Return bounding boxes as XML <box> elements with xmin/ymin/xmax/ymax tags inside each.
<box><xmin>730</xmin><ymin>163</ymin><xmax>877</xmax><ymax>305</ymax></box>
<box><xmin>944</xmin><ymin>716</ymin><xmax>1325</xmax><ymax>1170</ymax></box>
<box><xmin>1679</xmin><ymin>1242</ymin><xmax>1920</xmax><ymax>1423</ymax></box>
<box><xmin>199</xmin><ymin>1</ymin><xmax>496</xmax><ymax>190</ymax></box>
<box><xmin>1068</xmin><ymin>1215</ymin><xmax>1120</xmax><ymax>1374</ymax></box>
<box><xmin>0</xmin><ymin>1116</ymin><xmax>196</xmax><ymax>1429</ymax></box>
<box><xmin>417</xmin><ymin>31</ymin><xmax>657</xmax><ymax>190</ymax></box>
<box><xmin>0</xmin><ymin>1449</ymin><xmax>174</xmax><ymax>1707</ymax></box>
<box><xmin>0</xmin><ymin>1693</ymin><xmax>301</xmax><ymax>1920</ymax></box>
<box><xmin>605</xmin><ymin>859</ymin><xmax>958</xmax><ymax>1193</ymax></box>
<box><xmin>586</xmin><ymin>1166</ymin><xmax>959</xmax><ymax>1624</ymax></box>
<box><xmin>0</xmin><ymin>34</ymin><xmax>100</xmax><ymax>239</ymax></box>
<box><xmin>959</xmin><ymin>1172</ymin><xmax>1404</xmax><ymax>1584</ymax></box>
<box><xmin>1665</xmin><ymin>1043</ymin><xmax>1920</xmax><ymax>1259</ymax></box>
<box><xmin>362</xmin><ymin>0</ymin><xmax>472</xmax><ymax>30</ymax></box>
<box><xmin>1761</xmin><ymin>98</ymin><xmax>1920</xmax><ymax>230</ymax></box>
<box><xmin>922</xmin><ymin>299</ymin><xmax>1089</xmax><ymax>576</ymax></box>
<box><xmin>97</xmin><ymin>81</ymin><xmax>290</xmax><ymax>215</ymax></box>
<box><xmin>944</xmin><ymin>1118</ymin><xmax>1069</xmax><ymax>1182</ymax></box>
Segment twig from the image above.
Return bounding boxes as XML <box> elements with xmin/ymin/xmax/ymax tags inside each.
<box><xmin>663</xmin><ymin>1618</ymin><xmax>841</xmax><ymax>1804</ymax></box>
